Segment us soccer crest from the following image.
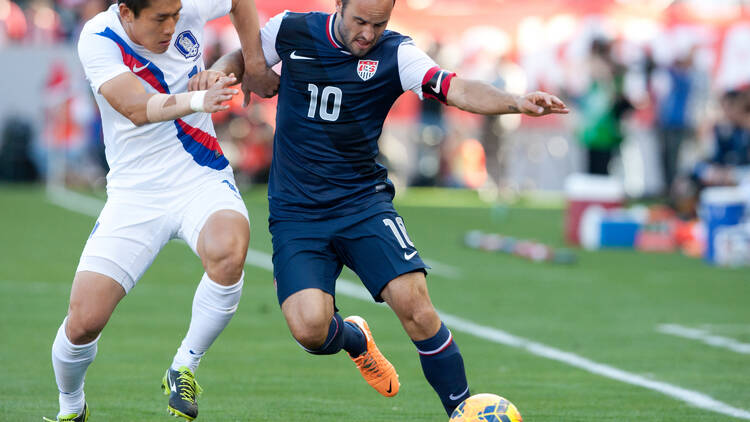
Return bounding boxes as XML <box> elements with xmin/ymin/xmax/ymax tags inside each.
<box><xmin>357</xmin><ymin>60</ymin><xmax>379</xmax><ymax>81</ymax></box>
<box><xmin>175</xmin><ymin>30</ymin><xmax>200</xmax><ymax>59</ymax></box>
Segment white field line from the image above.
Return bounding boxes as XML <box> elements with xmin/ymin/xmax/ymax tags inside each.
<box><xmin>46</xmin><ymin>185</ymin><xmax>105</xmax><ymax>217</ymax></box>
<box><xmin>658</xmin><ymin>324</ymin><xmax>750</xmax><ymax>355</ymax></box>
<box><xmin>425</xmin><ymin>260</ymin><xmax>461</xmax><ymax>279</ymax></box>
<box><xmin>48</xmin><ymin>189</ymin><xmax>750</xmax><ymax>420</ymax></box>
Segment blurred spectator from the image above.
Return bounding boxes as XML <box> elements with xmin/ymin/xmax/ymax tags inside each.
<box><xmin>37</xmin><ymin>60</ymin><xmax>100</xmax><ymax>187</ymax></box>
<box><xmin>694</xmin><ymin>89</ymin><xmax>750</xmax><ymax>183</ymax></box>
<box><xmin>0</xmin><ymin>0</ymin><xmax>28</xmax><ymax>44</ymax></box>
<box><xmin>672</xmin><ymin>87</ymin><xmax>750</xmax><ymax>217</ymax></box>
<box><xmin>478</xmin><ymin>56</ymin><xmax>507</xmax><ymax>188</ymax></box>
<box><xmin>0</xmin><ymin>116</ymin><xmax>37</xmax><ymax>181</ymax></box>
<box><xmin>216</xmin><ymin>103</ymin><xmax>274</xmax><ymax>185</ymax></box>
<box><xmin>577</xmin><ymin>38</ymin><xmax>632</xmax><ymax>175</ymax></box>
<box><xmin>654</xmin><ymin>47</ymin><xmax>699</xmax><ymax>195</ymax></box>
<box><xmin>71</xmin><ymin>0</ymin><xmax>110</xmax><ymax>38</ymax></box>
<box><xmin>26</xmin><ymin>0</ymin><xmax>62</xmax><ymax>44</ymax></box>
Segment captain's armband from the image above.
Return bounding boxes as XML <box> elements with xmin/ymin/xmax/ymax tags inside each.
<box><xmin>421</xmin><ymin>67</ymin><xmax>456</xmax><ymax>105</ymax></box>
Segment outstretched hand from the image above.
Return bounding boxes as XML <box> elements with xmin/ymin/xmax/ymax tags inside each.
<box><xmin>188</xmin><ymin>70</ymin><xmax>227</xmax><ymax>91</ymax></box>
<box><xmin>515</xmin><ymin>92</ymin><xmax>569</xmax><ymax>116</ymax></box>
<box><xmin>203</xmin><ymin>74</ymin><xmax>239</xmax><ymax>113</ymax></box>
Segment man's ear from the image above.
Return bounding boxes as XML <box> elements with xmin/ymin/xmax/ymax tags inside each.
<box><xmin>118</xmin><ymin>3</ymin><xmax>134</xmax><ymax>23</ymax></box>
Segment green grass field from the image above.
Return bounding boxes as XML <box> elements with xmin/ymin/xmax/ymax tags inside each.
<box><xmin>1</xmin><ymin>184</ymin><xmax>749</xmax><ymax>421</ymax></box>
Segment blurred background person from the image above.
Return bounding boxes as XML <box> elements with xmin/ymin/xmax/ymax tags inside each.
<box><xmin>576</xmin><ymin>38</ymin><xmax>632</xmax><ymax>176</ymax></box>
<box><xmin>671</xmin><ymin>87</ymin><xmax>750</xmax><ymax>218</ymax></box>
<box><xmin>653</xmin><ymin>45</ymin><xmax>700</xmax><ymax>196</ymax></box>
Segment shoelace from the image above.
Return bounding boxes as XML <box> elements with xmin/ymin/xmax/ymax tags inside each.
<box><xmin>357</xmin><ymin>352</ymin><xmax>381</xmax><ymax>377</ymax></box>
<box><xmin>176</xmin><ymin>371</ymin><xmax>202</xmax><ymax>402</ymax></box>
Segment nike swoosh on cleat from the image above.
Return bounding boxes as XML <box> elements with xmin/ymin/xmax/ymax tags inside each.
<box><xmin>404</xmin><ymin>251</ymin><xmax>418</xmax><ymax>260</ymax></box>
<box><xmin>448</xmin><ymin>385</ymin><xmax>470</xmax><ymax>401</ymax></box>
<box><xmin>133</xmin><ymin>62</ymin><xmax>150</xmax><ymax>72</ymax></box>
<box><xmin>386</xmin><ymin>381</ymin><xmax>392</xmax><ymax>394</ymax></box>
<box><xmin>170</xmin><ymin>376</ymin><xmax>177</xmax><ymax>393</ymax></box>
<box><xmin>290</xmin><ymin>51</ymin><xmax>315</xmax><ymax>60</ymax></box>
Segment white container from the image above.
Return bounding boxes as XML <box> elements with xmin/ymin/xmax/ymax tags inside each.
<box><xmin>564</xmin><ymin>173</ymin><xmax>625</xmax><ymax>245</ymax></box>
<box><xmin>699</xmin><ymin>186</ymin><xmax>748</xmax><ymax>263</ymax></box>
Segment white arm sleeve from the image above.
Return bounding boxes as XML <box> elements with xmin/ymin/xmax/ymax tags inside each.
<box><xmin>191</xmin><ymin>0</ymin><xmax>232</xmax><ymax>22</ymax></box>
<box><xmin>397</xmin><ymin>40</ymin><xmax>439</xmax><ymax>100</ymax></box>
<box><xmin>77</xmin><ymin>28</ymin><xmax>130</xmax><ymax>94</ymax></box>
<box><xmin>260</xmin><ymin>11</ymin><xmax>286</xmax><ymax>67</ymax></box>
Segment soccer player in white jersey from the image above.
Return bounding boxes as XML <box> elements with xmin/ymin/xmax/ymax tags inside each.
<box><xmin>43</xmin><ymin>1</ymin><xmax>278</xmax><ymax>421</ymax></box>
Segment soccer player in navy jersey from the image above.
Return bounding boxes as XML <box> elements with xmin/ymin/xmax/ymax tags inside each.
<box><xmin>194</xmin><ymin>0</ymin><xmax>568</xmax><ymax>416</ymax></box>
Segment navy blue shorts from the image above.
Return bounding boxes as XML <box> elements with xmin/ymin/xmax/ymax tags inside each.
<box><xmin>270</xmin><ymin>208</ymin><xmax>428</xmax><ymax>306</ymax></box>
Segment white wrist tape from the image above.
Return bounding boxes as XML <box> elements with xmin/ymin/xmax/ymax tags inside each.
<box><xmin>145</xmin><ymin>91</ymin><xmax>208</xmax><ymax>123</ymax></box>
<box><xmin>190</xmin><ymin>90</ymin><xmax>207</xmax><ymax>113</ymax></box>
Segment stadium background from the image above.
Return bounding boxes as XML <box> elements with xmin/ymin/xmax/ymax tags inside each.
<box><xmin>1</xmin><ymin>0</ymin><xmax>749</xmax><ymax>421</ymax></box>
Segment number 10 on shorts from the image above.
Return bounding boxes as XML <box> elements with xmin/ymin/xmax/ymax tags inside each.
<box><xmin>383</xmin><ymin>217</ymin><xmax>414</xmax><ymax>249</ymax></box>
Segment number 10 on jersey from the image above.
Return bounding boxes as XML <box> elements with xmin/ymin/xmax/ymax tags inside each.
<box><xmin>307</xmin><ymin>84</ymin><xmax>342</xmax><ymax>122</ymax></box>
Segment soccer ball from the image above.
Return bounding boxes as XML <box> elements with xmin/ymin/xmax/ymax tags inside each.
<box><xmin>449</xmin><ymin>393</ymin><xmax>522</xmax><ymax>422</ymax></box>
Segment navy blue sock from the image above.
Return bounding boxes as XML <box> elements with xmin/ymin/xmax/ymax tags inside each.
<box><xmin>413</xmin><ymin>322</ymin><xmax>470</xmax><ymax>415</ymax></box>
<box><xmin>305</xmin><ymin>313</ymin><xmax>366</xmax><ymax>356</ymax></box>
<box><xmin>342</xmin><ymin>320</ymin><xmax>366</xmax><ymax>357</ymax></box>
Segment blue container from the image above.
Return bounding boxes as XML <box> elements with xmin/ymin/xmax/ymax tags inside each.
<box><xmin>700</xmin><ymin>187</ymin><xmax>747</xmax><ymax>263</ymax></box>
<box><xmin>600</xmin><ymin>220</ymin><xmax>641</xmax><ymax>248</ymax></box>
<box><xmin>580</xmin><ymin>206</ymin><xmax>643</xmax><ymax>250</ymax></box>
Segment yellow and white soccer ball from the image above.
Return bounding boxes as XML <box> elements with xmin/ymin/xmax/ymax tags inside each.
<box><xmin>449</xmin><ymin>393</ymin><xmax>523</xmax><ymax>422</ymax></box>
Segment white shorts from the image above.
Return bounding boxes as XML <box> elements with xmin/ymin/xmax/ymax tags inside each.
<box><xmin>76</xmin><ymin>175</ymin><xmax>249</xmax><ymax>293</ymax></box>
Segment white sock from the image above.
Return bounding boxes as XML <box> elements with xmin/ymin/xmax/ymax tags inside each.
<box><xmin>51</xmin><ymin>317</ymin><xmax>98</xmax><ymax>417</ymax></box>
<box><xmin>171</xmin><ymin>273</ymin><xmax>244</xmax><ymax>372</ymax></box>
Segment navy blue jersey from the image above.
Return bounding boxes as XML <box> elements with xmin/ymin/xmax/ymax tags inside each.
<box><xmin>263</xmin><ymin>12</ymin><xmax>435</xmax><ymax>222</ymax></box>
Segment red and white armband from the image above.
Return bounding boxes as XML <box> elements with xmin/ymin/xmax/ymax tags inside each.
<box><xmin>421</xmin><ymin>66</ymin><xmax>456</xmax><ymax>105</ymax></box>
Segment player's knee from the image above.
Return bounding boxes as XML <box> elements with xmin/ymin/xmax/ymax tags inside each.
<box><xmin>289</xmin><ymin>317</ymin><xmax>330</xmax><ymax>350</ymax></box>
<box><xmin>204</xmin><ymin>245</ymin><xmax>246</xmax><ymax>284</ymax></box>
<box><xmin>294</xmin><ymin>330</ymin><xmax>330</xmax><ymax>351</ymax></box>
<box><xmin>404</xmin><ymin>303</ymin><xmax>439</xmax><ymax>330</ymax></box>
<box><xmin>66</xmin><ymin>312</ymin><xmax>105</xmax><ymax>345</ymax></box>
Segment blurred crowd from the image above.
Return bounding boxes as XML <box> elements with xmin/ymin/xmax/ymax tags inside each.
<box><xmin>1</xmin><ymin>0</ymin><xmax>749</xmax><ymax>220</ymax></box>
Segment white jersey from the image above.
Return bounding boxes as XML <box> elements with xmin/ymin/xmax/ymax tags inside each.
<box><xmin>78</xmin><ymin>0</ymin><xmax>232</xmax><ymax>192</ymax></box>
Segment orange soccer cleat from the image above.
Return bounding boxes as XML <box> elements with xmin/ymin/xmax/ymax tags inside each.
<box><xmin>344</xmin><ymin>316</ymin><xmax>400</xmax><ymax>397</ymax></box>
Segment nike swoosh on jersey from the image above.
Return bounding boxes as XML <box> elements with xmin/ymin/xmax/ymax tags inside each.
<box><xmin>133</xmin><ymin>62</ymin><xmax>150</xmax><ymax>72</ymax></box>
<box><xmin>448</xmin><ymin>385</ymin><xmax>470</xmax><ymax>401</ymax></box>
<box><xmin>290</xmin><ymin>51</ymin><xmax>315</xmax><ymax>60</ymax></box>
<box><xmin>432</xmin><ymin>71</ymin><xmax>444</xmax><ymax>95</ymax></box>
<box><xmin>404</xmin><ymin>251</ymin><xmax>418</xmax><ymax>260</ymax></box>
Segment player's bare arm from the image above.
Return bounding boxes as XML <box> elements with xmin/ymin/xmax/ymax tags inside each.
<box><xmin>193</xmin><ymin>49</ymin><xmax>262</xmax><ymax>107</ymax></box>
<box><xmin>190</xmin><ymin>49</ymin><xmax>244</xmax><ymax>91</ymax></box>
<box><xmin>446</xmin><ymin>78</ymin><xmax>569</xmax><ymax>116</ymax></box>
<box><xmin>229</xmin><ymin>0</ymin><xmax>279</xmax><ymax>99</ymax></box>
<box><xmin>100</xmin><ymin>72</ymin><xmax>238</xmax><ymax>126</ymax></box>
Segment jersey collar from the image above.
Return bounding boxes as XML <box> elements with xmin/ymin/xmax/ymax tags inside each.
<box><xmin>326</xmin><ymin>13</ymin><xmax>351</xmax><ymax>55</ymax></box>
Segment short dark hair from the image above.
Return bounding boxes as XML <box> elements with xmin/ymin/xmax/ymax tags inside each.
<box><xmin>341</xmin><ymin>0</ymin><xmax>395</xmax><ymax>11</ymax></box>
<box><xmin>117</xmin><ymin>0</ymin><xmax>152</xmax><ymax>18</ymax></box>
